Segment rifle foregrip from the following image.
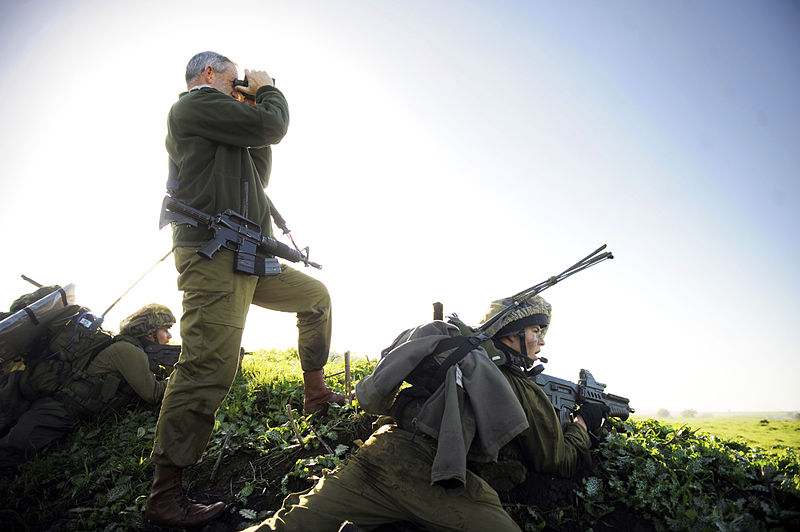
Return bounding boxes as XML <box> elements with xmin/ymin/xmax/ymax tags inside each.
<box><xmin>606</xmin><ymin>403</ymin><xmax>632</xmax><ymax>420</ymax></box>
<box><xmin>260</xmin><ymin>235</ymin><xmax>322</xmax><ymax>269</ymax></box>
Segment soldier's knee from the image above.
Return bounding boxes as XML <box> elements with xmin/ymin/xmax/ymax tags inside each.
<box><xmin>299</xmin><ymin>287</ymin><xmax>331</xmax><ymax>323</ymax></box>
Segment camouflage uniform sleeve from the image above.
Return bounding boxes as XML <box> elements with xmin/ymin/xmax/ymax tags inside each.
<box><xmin>503</xmin><ymin>369</ymin><xmax>591</xmax><ymax>478</ymax></box>
<box><xmin>87</xmin><ymin>342</ymin><xmax>167</xmax><ymax>404</ymax></box>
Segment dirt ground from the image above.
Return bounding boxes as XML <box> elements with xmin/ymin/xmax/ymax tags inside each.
<box><xmin>141</xmin><ymin>444</ymin><xmax>655</xmax><ymax>532</ymax></box>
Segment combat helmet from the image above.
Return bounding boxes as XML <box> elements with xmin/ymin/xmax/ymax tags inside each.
<box><xmin>119</xmin><ymin>304</ymin><xmax>175</xmax><ymax>338</ymax></box>
<box><xmin>480</xmin><ymin>295</ymin><xmax>551</xmax><ymax>338</ymax></box>
<box><xmin>479</xmin><ymin>295</ymin><xmax>551</xmax><ymax>367</ymax></box>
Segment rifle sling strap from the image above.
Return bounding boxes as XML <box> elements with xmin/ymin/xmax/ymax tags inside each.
<box><xmin>428</xmin><ymin>335</ymin><xmax>480</xmax><ymax>394</ymax></box>
<box><xmin>392</xmin><ymin>334</ymin><xmax>481</xmax><ymax>430</ymax></box>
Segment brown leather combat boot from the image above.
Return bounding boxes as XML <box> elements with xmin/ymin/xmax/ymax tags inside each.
<box><xmin>145</xmin><ymin>464</ymin><xmax>226</xmax><ymax>527</ymax></box>
<box><xmin>303</xmin><ymin>370</ymin><xmax>347</xmax><ymax>414</ymax></box>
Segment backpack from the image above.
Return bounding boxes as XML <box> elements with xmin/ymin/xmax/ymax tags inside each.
<box><xmin>18</xmin><ymin>305</ymin><xmax>120</xmax><ymax>414</ymax></box>
<box><xmin>384</xmin><ymin>315</ymin><xmax>509</xmax><ymax>427</ymax></box>
<box><xmin>0</xmin><ymin>284</ymin><xmax>75</xmax><ymax>375</ymax></box>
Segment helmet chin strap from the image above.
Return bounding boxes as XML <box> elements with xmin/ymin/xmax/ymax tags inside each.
<box><xmin>516</xmin><ymin>331</ymin><xmax>549</xmax><ymax>377</ymax></box>
<box><xmin>517</xmin><ymin>331</ymin><xmax>531</xmax><ymax>370</ymax></box>
<box><xmin>494</xmin><ymin>333</ymin><xmax>548</xmax><ymax>374</ymax></box>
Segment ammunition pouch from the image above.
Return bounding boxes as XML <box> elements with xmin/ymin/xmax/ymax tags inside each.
<box><xmin>234</xmin><ymin>249</ymin><xmax>281</xmax><ymax>277</ymax></box>
<box><xmin>58</xmin><ymin>370</ymin><xmax>141</xmax><ymax>419</ymax></box>
<box><xmin>57</xmin><ymin>372</ymin><xmax>117</xmax><ymax>418</ymax></box>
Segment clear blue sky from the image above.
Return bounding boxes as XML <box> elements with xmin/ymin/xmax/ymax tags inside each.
<box><xmin>1</xmin><ymin>1</ymin><xmax>798</xmax><ymax>413</ymax></box>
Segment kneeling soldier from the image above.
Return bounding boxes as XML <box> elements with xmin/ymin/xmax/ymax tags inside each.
<box><xmin>243</xmin><ymin>295</ymin><xmax>607</xmax><ymax>532</ymax></box>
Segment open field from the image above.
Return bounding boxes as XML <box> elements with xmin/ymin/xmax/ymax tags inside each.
<box><xmin>659</xmin><ymin>417</ymin><xmax>800</xmax><ymax>454</ymax></box>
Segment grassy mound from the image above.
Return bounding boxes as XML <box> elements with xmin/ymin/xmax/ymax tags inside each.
<box><xmin>1</xmin><ymin>350</ymin><xmax>798</xmax><ymax>531</ymax></box>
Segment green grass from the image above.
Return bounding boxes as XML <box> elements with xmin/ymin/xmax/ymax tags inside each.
<box><xmin>0</xmin><ymin>349</ymin><xmax>375</xmax><ymax>531</ymax></box>
<box><xmin>665</xmin><ymin>417</ymin><xmax>800</xmax><ymax>454</ymax></box>
<box><xmin>2</xmin><ymin>351</ymin><xmax>799</xmax><ymax>531</ymax></box>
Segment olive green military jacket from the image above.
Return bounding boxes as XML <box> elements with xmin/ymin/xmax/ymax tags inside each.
<box><xmin>165</xmin><ymin>85</ymin><xmax>290</xmax><ymax>247</ymax></box>
<box><xmin>499</xmin><ymin>365</ymin><xmax>592</xmax><ymax>478</ymax></box>
<box><xmin>86</xmin><ymin>339</ymin><xmax>166</xmax><ymax>405</ymax></box>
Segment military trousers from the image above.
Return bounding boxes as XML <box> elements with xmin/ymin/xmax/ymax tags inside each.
<box><xmin>0</xmin><ymin>391</ymin><xmax>78</xmax><ymax>468</ymax></box>
<box><xmin>152</xmin><ymin>247</ymin><xmax>332</xmax><ymax>467</ymax></box>
<box><xmin>242</xmin><ymin>425</ymin><xmax>522</xmax><ymax>532</ymax></box>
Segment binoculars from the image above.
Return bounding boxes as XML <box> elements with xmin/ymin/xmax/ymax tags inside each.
<box><xmin>233</xmin><ymin>76</ymin><xmax>275</xmax><ymax>104</ymax></box>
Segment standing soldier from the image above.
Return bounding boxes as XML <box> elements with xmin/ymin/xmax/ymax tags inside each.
<box><xmin>0</xmin><ymin>303</ymin><xmax>174</xmax><ymax>469</ymax></box>
<box><xmin>145</xmin><ymin>51</ymin><xmax>344</xmax><ymax>527</ymax></box>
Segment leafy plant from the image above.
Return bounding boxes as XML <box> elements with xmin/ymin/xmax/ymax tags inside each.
<box><xmin>578</xmin><ymin>418</ymin><xmax>800</xmax><ymax>531</ymax></box>
<box><xmin>2</xmin><ymin>351</ymin><xmax>798</xmax><ymax>532</ymax></box>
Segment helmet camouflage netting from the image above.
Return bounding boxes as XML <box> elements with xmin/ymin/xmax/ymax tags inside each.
<box><xmin>119</xmin><ymin>303</ymin><xmax>175</xmax><ymax>337</ymax></box>
<box><xmin>479</xmin><ymin>294</ymin><xmax>552</xmax><ymax>338</ymax></box>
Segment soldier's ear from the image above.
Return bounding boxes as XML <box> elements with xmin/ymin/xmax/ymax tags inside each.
<box><xmin>143</xmin><ymin>334</ymin><xmax>155</xmax><ymax>343</ymax></box>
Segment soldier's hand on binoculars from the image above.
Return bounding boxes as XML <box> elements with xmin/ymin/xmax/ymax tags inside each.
<box><xmin>236</xmin><ymin>69</ymin><xmax>275</xmax><ymax>95</ymax></box>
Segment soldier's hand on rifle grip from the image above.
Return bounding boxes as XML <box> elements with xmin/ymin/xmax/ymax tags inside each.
<box><xmin>575</xmin><ymin>403</ymin><xmax>610</xmax><ymax>433</ymax></box>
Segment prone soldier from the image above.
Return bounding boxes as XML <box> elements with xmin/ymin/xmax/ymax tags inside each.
<box><xmin>0</xmin><ymin>303</ymin><xmax>175</xmax><ymax>469</ymax></box>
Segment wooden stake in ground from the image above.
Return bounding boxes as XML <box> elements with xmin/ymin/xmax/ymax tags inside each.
<box><xmin>210</xmin><ymin>431</ymin><xmax>232</xmax><ymax>482</ymax></box>
<box><xmin>344</xmin><ymin>350</ymin><xmax>352</xmax><ymax>405</ymax></box>
<box><xmin>307</xmin><ymin>422</ymin><xmax>335</xmax><ymax>455</ymax></box>
<box><xmin>285</xmin><ymin>404</ymin><xmax>305</xmax><ymax>444</ymax></box>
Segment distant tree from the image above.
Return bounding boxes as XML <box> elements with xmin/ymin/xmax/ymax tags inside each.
<box><xmin>657</xmin><ymin>408</ymin><xmax>671</xmax><ymax>418</ymax></box>
<box><xmin>681</xmin><ymin>409</ymin><xmax>697</xmax><ymax>418</ymax></box>
<box><xmin>794</xmin><ymin>412</ymin><xmax>800</xmax><ymax>421</ymax></box>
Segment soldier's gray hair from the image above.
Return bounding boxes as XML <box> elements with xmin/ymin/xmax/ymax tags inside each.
<box><xmin>185</xmin><ymin>51</ymin><xmax>234</xmax><ymax>85</ymax></box>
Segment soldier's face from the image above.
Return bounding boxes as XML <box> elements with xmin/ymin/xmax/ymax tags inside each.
<box><xmin>209</xmin><ymin>64</ymin><xmax>239</xmax><ymax>99</ymax></box>
<box><xmin>155</xmin><ymin>326</ymin><xmax>172</xmax><ymax>345</ymax></box>
<box><xmin>499</xmin><ymin>325</ymin><xmax>546</xmax><ymax>361</ymax></box>
<box><xmin>501</xmin><ymin>326</ymin><xmax>545</xmax><ymax>361</ymax></box>
<box><xmin>522</xmin><ymin>325</ymin><xmax>546</xmax><ymax>361</ymax></box>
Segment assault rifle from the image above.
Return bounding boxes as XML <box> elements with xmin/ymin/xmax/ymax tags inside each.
<box><xmin>145</xmin><ymin>344</ymin><xmax>249</xmax><ymax>374</ymax></box>
<box><xmin>159</xmin><ymin>195</ymin><xmax>321</xmax><ymax>275</ymax></box>
<box><xmin>144</xmin><ymin>344</ymin><xmax>182</xmax><ymax>374</ymax></box>
<box><xmin>531</xmin><ymin>368</ymin><xmax>634</xmax><ymax>428</ymax></box>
